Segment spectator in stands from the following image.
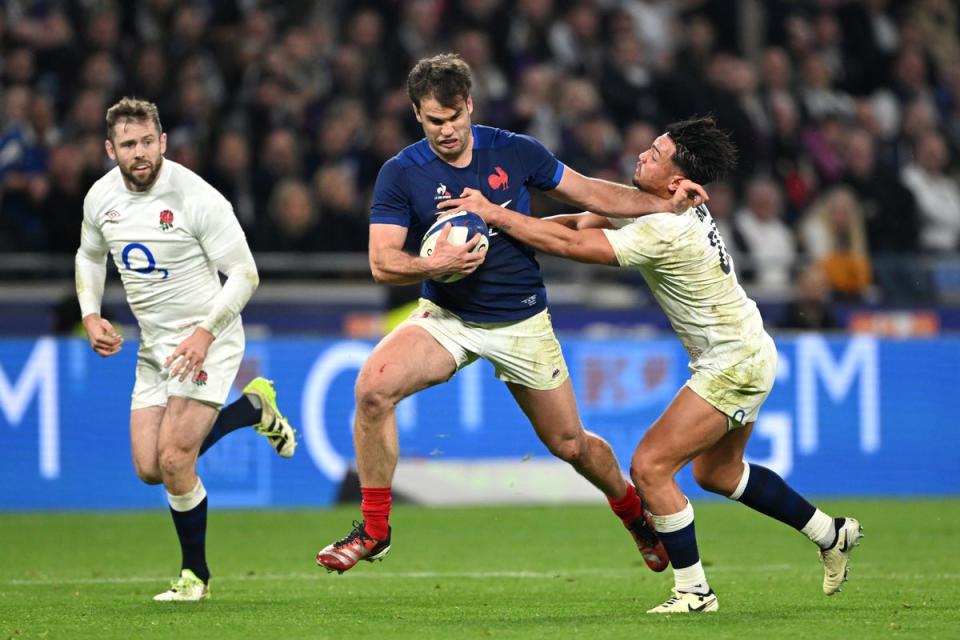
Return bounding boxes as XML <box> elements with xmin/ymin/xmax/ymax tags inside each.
<box><xmin>799</xmin><ymin>187</ymin><xmax>872</xmax><ymax>300</ymax></box>
<box><xmin>779</xmin><ymin>263</ymin><xmax>838</xmax><ymax>331</ymax></box>
<box><xmin>36</xmin><ymin>142</ymin><xmax>89</xmax><ymax>253</ymax></box>
<box><xmin>900</xmin><ymin>130</ymin><xmax>960</xmax><ymax>252</ymax></box>
<box><xmin>734</xmin><ymin>177</ymin><xmax>797</xmax><ymax>289</ymax></box>
<box><xmin>314</xmin><ymin>164</ymin><xmax>368</xmax><ymax>253</ymax></box>
<box><xmin>253</xmin><ymin>128</ymin><xmax>302</xmax><ymax>217</ymax></box>
<box><xmin>259</xmin><ymin>179</ymin><xmax>323</xmax><ymax>252</ymax></box>
<box><xmin>207</xmin><ymin>131</ymin><xmax>256</xmax><ymax>232</ymax></box>
<box><xmin>841</xmin><ymin>128</ymin><xmax>918</xmax><ymax>253</ymax></box>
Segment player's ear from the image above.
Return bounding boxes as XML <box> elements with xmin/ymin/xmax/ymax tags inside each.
<box><xmin>412</xmin><ymin>103</ymin><xmax>423</xmax><ymax>123</ymax></box>
<box><xmin>466</xmin><ymin>96</ymin><xmax>473</xmax><ymax>115</ymax></box>
<box><xmin>104</xmin><ymin>139</ymin><xmax>116</xmax><ymax>161</ymax></box>
<box><xmin>159</xmin><ymin>131</ymin><xmax>167</xmax><ymax>155</ymax></box>
<box><xmin>667</xmin><ymin>174</ymin><xmax>686</xmax><ymax>193</ymax></box>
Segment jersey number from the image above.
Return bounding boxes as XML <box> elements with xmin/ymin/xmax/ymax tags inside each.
<box><xmin>698</xmin><ymin>205</ymin><xmax>731</xmax><ymax>275</ymax></box>
<box><xmin>122</xmin><ymin>243</ymin><xmax>169</xmax><ymax>279</ymax></box>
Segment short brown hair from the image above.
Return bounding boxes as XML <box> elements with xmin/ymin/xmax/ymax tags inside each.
<box><xmin>105</xmin><ymin>97</ymin><xmax>162</xmax><ymax>140</ymax></box>
<box><xmin>407</xmin><ymin>54</ymin><xmax>472</xmax><ymax>109</ymax></box>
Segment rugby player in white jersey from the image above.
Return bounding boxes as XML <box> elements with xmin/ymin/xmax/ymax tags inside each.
<box><xmin>75</xmin><ymin>98</ymin><xmax>296</xmax><ymax>602</ymax></box>
<box><xmin>442</xmin><ymin>116</ymin><xmax>862</xmax><ymax>613</ymax></box>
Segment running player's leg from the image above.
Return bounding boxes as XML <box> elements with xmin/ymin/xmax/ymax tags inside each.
<box><xmin>488</xmin><ymin>309</ymin><xmax>667</xmax><ymax>571</ymax></box>
<box><xmin>509</xmin><ymin>380</ymin><xmax>626</xmax><ymax>498</ymax></box>
<box><xmin>693</xmin><ymin>425</ymin><xmax>862</xmax><ymax>595</ymax></box>
<box><xmin>130</xmin><ymin>406</ymin><xmax>164</xmax><ymax>485</ymax></box>
<box><xmin>630</xmin><ymin>387</ymin><xmax>727</xmax><ymax>612</ymax></box>
<box><xmin>153</xmin><ymin>396</ymin><xmax>218</xmax><ymax>601</ymax></box>
<box><xmin>198</xmin><ymin>378</ymin><xmax>297</xmax><ymax>458</ymax></box>
<box><xmin>508</xmin><ymin>381</ymin><xmax>669</xmax><ymax>572</ymax></box>
<box><xmin>317</xmin><ymin>324</ymin><xmax>457</xmax><ymax>572</ymax></box>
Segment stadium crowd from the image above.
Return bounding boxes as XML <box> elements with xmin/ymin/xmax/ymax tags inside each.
<box><xmin>1</xmin><ymin>0</ymin><xmax>959</xmax><ymax>309</ymax></box>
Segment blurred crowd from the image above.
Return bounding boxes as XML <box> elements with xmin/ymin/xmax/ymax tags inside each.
<box><xmin>2</xmin><ymin>0</ymin><xmax>960</xmax><ymax>311</ymax></box>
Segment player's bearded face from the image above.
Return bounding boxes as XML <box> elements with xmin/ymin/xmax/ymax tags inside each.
<box><xmin>416</xmin><ymin>95</ymin><xmax>473</xmax><ymax>162</ymax></box>
<box><xmin>107</xmin><ymin>119</ymin><xmax>167</xmax><ymax>192</ymax></box>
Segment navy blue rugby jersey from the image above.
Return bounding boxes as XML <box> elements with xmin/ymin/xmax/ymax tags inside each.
<box><xmin>370</xmin><ymin>125</ymin><xmax>566</xmax><ymax>323</ymax></box>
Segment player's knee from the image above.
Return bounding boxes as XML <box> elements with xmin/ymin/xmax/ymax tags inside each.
<box><xmin>547</xmin><ymin>436</ymin><xmax>583</xmax><ymax>465</ymax></box>
<box><xmin>630</xmin><ymin>449</ymin><xmax>670</xmax><ymax>495</ymax></box>
<box><xmin>158</xmin><ymin>446</ymin><xmax>194</xmax><ymax>479</ymax></box>
<box><xmin>354</xmin><ymin>372</ymin><xmax>401</xmax><ymax>419</ymax></box>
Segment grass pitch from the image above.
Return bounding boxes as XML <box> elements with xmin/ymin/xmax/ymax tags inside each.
<box><xmin>2</xmin><ymin>499</ymin><xmax>958</xmax><ymax>639</ymax></box>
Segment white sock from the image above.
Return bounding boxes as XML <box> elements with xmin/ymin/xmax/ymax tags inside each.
<box><xmin>801</xmin><ymin>508</ymin><xmax>836</xmax><ymax>549</ymax></box>
<box><xmin>727</xmin><ymin>461</ymin><xmax>750</xmax><ymax>500</ymax></box>
<box><xmin>673</xmin><ymin>562</ymin><xmax>710</xmax><ymax>594</ymax></box>
<box><xmin>167</xmin><ymin>478</ymin><xmax>207</xmax><ymax>512</ymax></box>
<box><xmin>651</xmin><ymin>500</ymin><xmax>710</xmax><ymax>594</ymax></box>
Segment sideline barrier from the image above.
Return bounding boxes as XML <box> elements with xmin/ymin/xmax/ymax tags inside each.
<box><xmin>1</xmin><ymin>336</ymin><xmax>956</xmax><ymax>509</ymax></box>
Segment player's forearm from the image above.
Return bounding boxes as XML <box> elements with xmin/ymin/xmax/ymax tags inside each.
<box><xmin>487</xmin><ymin>210</ymin><xmax>575</xmax><ymax>256</ymax></box>
<box><xmin>75</xmin><ymin>246</ymin><xmax>107</xmax><ymax>318</ymax></box>
<box><xmin>542</xmin><ymin>212</ymin><xmax>614</xmax><ymax>230</ymax></box>
<box><xmin>369</xmin><ymin>247</ymin><xmax>439</xmax><ymax>285</ymax></box>
<box><xmin>201</xmin><ymin>243</ymin><xmax>259</xmax><ymax>337</ymax></box>
<box><xmin>566</xmin><ymin>178</ymin><xmax>670</xmax><ymax>218</ymax></box>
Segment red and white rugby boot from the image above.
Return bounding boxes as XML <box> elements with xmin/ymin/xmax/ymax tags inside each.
<box><xmin>316</xmin><ymin>520</ymin><xmax>391</xmax><ymax>573</ymax></box>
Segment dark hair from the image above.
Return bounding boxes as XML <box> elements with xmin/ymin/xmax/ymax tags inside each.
<box><xmin>407</xmin><ymin>54</ymin><xmax>473</xmax><ymax>109</ymax></box>
<box><xmin>665</xmin><ymin>116</ymin><xmax>737</xmax><ymax>184</ymax></box>
<box><xmin>105</xmin><ymin>97</ymin><xmax>162</xmax><ymax>140</ymax></box>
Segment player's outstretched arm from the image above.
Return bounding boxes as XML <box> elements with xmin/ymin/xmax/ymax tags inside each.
<box><xmin>551</xmin><ymin>167</ymin><xmax>707</xmax><ymax>218</ymax></box>
<box><xmin>480</xmin><ymin>204</ymin><xmax>618</xmax><ymax>266</ymax></box>
<box><xmin>542</xmin><ymin>212</ymin><xmax>615</xmax><ymax>230</ymax></box>
<box><xmin>369</xmin><ymin>223</ymin><xmax>485</xmax><ymax>284</ymax></box>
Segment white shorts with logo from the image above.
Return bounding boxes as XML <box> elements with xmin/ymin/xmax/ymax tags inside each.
<box><xmin>685</xmin><ymin>332</ymin><xmax>778</xmax><ymax>430</ymax></box>
<box><xmin>401</xmin><ymin>299</ymin><xmax>569</xmax><ymax>390</ymax></box>
<box><xmin>130</xmin><ymin>321</ymin><xmax>245</xmax><ymax>410</ymax></box>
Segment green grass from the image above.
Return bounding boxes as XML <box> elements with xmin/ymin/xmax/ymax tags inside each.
<box><xmin>2</xmin><ymin>499</ymin><xmax>958</xmax><ymax>639</ymax></box>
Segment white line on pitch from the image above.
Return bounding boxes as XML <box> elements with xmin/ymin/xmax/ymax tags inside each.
<box><xmin>6</xmin><ymin>564</ymin><xmax>953</xmax><ymax>587</ymax></box>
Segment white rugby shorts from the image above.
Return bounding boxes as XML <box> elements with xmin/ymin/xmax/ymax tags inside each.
<box><xmin>130</xmin><ymin>322</ymin><xmax>245</xmax><ymax>410</ymax></box>
<box><xmin>685</xmin><ymin>332</ymin><xmax>778</xmax><ymax>429</ymax></box>
<box><xmin>401</xmin><ymin>298</ymin><xmax>569</xmax><ymax>390</ymax></box>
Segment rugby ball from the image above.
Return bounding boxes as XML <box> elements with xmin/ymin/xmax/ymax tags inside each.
<box><xmin>419</xmin><ymin>211</ymin><xmax>490</xmax><ymax>283</ymax></box>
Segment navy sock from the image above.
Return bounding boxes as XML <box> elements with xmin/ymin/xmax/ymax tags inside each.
<box><xmin>738</xmin><ymin>463</ymin><xmax>816</xmax><ymax>531</ymax></box>
<box><xmin>198</xmin><ymin>395</ymin><xmax>260</xmax><ymax>456</ymax></box>
<box><xmin>169</xmin><ymin>496</ymin><xmax>210</xmax><ymax>584</ymax></box>
<box><xmin>658</xmin><ymin>520</ymin><xmax>701</xmax><ymax>570</ymax></box>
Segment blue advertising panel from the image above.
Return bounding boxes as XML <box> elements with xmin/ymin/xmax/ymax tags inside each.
<box><xmin>0</xmin><ymin>336</ymin><xmax>957</xmax><ymax>510</ymax></box>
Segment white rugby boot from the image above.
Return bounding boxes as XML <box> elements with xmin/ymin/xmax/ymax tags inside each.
<box><xmin>646</xmin><ymin>587</ymin><xmax>719</xmax><ymax>613</ymax></box>
<box><xmin>821</xmin><ymin>517</ymin><xmax>863</xmax><ymax>595</ymax></box>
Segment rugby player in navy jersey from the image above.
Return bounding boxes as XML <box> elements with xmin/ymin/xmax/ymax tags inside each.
<box><xmin>316</xmin><ymin>54</ymin><xmax>707</xmax><ymax>574</ymax></box>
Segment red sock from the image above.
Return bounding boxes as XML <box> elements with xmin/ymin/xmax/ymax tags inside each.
<box><xmin>608</xmin><ymin>484</ymin><xmax>643</xmax><ymax>525</ymax></box>
<box><xmin>361</xmin><ymin>487</ymin><xmax>392</xmax><ymax>540</ymax></box>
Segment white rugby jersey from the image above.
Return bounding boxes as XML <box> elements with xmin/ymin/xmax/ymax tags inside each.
<box><xmin>603</xmin><ymin>205</ymin><xmax>769</xmax><ymax>369</ymax></box>
<box><xmin>79</xmin><ymin>159</ymin><xmax>248</xmax><ymax>339</ymax></box>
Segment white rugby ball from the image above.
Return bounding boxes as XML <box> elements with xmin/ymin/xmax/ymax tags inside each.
<box><xmin>419</xmin><ymin>211</ymin><xmax>490</xmax><ymax>283</ymax></box>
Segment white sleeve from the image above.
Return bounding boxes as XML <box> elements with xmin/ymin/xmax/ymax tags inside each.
<box><xmin>75</xmin><ymin>198</ymin><xmax>109</xmax><ymax>318</ymax></box>
<box><xmin>199</xmin><ymin>235</ymin><xmax>259</xmax><ymax>337</ymax></box>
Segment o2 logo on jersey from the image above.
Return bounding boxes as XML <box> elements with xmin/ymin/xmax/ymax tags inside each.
<box><xmin>122</xmin><ymin>243</ymin><xmax>169</xmax><ymax>280</ymax></box>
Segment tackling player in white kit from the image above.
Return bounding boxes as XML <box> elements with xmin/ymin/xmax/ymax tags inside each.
<box><xmin>443</xmin><ymin>116</ymin><xmax>863</xmax><ymax>613</ymax></box>
<box><xmin>75</xmin><ymin>98</ymin><xmax>296</xmax><ymax>602</ymax></box>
